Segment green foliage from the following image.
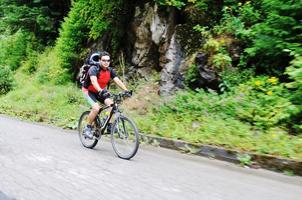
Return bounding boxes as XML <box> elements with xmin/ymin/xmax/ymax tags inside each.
<box><xmin>135</xmin><ymin>76</ymin><xmax>302</xmax><ymax>159</ymax></box>
<box><xmin>0</xmin><ymin>30</ymin><xmax>39</xmax><ymax>71</ymax></box>
<box><xmin>55</xmin><ymin>0</ymin><xmax>89</xmax><ymax>71</ymax></box>
<box><xmin>203</xmin><ymin>37</ymin><xmax>220</xmax><ymax>55</ymax></box>
<box><xmin>193</xmin><ymin>25</ymin><xmax>210</xmax><ymax>39</ymax></box>
<box><xmin>222</xmin><ymin>1</ymin><xmax>261</xmax><ymax>28</ymax></box>
<box><xmin>283</xmin><ymin>170</ymin><xmax>294</xmax><ymax>176</ymax></box>
<box><xmin>219</xmin><ymin>68</ymin><xmax>255</xmax><ymax>92</ymax></box>
<box><xmin>214</xmin><ymin>7</ymin><xmax>245</xmax><ymax>36</ymax></box>
<box><xmin>183</xmin><ymin>0</ymin><xmax>223</xmax><ymax>26</ymax></box>
<box><xmin>34</xmin><ymin>47</ymin><xmax>70</xmax><ymax>85</ymax></box>
<box><xmin>238</xmin><ymin>2</ymin><xmax>261</xmax><ymax>27</ymax></box>
<box><xmin>285</xmin><ymin>53</ymin><xmax>302</xmax><ymax>132</ymax></box>
<box><xmin>244</xmin><ymin>0</ymin><xmax>302</xmax><ymax>74</ymax></box>
<box><xmin>160</xmin><ymin>76</ymin><xmax>297</xmax><ymax>130</ymax></box>
<box><xmin>55</xmin><ymin>0</ymin><xmax>123</xmax><ymax>76</ymax></box>
<box><xmin>155</xmin><ymin>0</ymin><xmax>186</xmax><ymax>9</ymax></box>
<box><xmin>286</xmin><ymin>53</ymin><xmax>302</xmax><ymax>104</ymax></box>
<box><xmin>184</xmin><ymin>64</ymin><xmax>199</xmax><ymax>86</ymax></box>
<box><xmin>230</xmin><ymin>77</ymin><xmax>298</xmax><ymax>129</ymax></box>
<box><xmin>237</xmin><ymin>154</ymin><xmax>252</xmax><ymax>166</ymax></box>
<box><xmin>256</xmin><ymin>127</ymin><xmax>302</xmax><ymax>158</ymax></box>
<box><xmin>212</xmin><ymin>52</ymin><xmax>232</xmax><ymax>70</ymax></box>
<box><xmin>211</xmin><ymin>1</ymin><xmax>261</xmax><ymax>37</ymax></box>
<box><xmin>0</xmin><ymin>65</ymin><xmax>15</xmax><ymax>95</ymax></box>
<box><xmin>0</xmin><ymin>0</ymin><xmax>70</xmax><ymax>44</ymax></box>
<box><xmin>21</xmin><ymin>51</ymin><xmax>39</xmax><ymax>74</ymax></box>
<box><xmin>212</xmin><ymin>3</ymin><xmax>257</xmax><ymax>39</ymax></box>
<box><xmin>187</xmin><ymin>0</ymin><xmax>301</xmax><ymax>135</ymax></box>
<box><xmin>0</xmin><ymin>75</ymin><xmax>86</xmax><ymax>128</ymax></box>
<box><xmin>196</xmin><ymin>36</ymin><xmax>233</xmax><ymax>72</ymax></box>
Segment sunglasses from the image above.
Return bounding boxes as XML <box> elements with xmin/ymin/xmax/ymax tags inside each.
<box><xmin>100</xmin><ymin>59</ymin><xmax>110</xmax><ymax>62</ymax></box>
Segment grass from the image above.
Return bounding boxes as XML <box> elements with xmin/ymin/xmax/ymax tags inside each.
<box><xmin>135</xmin><ymin>110</ymin><xmax>302</xmax><ymax>160</ymax></box>
<box><xmin>0</xmin><ymin>70</ymin><xmax>89</xmax><ymax>129</ymax></box>
<box><xmin>128</xmin><ymin>80</ymin><xmax>302</xmax><ymax>160</ymax></box>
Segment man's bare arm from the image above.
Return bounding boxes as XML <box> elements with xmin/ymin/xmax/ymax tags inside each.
<box><xmin>113</xmin><ymin>77</ymin><xmax>128</xmax><ymax>91</ymax></box>
<box><xmin>90</xmin><ymin>76</ymin><xmax>102</xmax><ymax>92</ymax></box>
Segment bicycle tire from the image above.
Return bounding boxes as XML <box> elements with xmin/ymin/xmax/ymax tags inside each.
<box><xmin>78</xmin><ymin>111</ymin><xmax>99</xmax><ymax>149</ymax></box>
<box><xmin>111</xmin><ymin>115</ymin><xmax>139</xmax><ymax>160</ymax></box>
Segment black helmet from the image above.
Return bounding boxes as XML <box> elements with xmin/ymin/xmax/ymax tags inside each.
<box><xmin>89</xmin><ymin>52</ymin><xmax>100</xmax><ymax>65</ymax></box>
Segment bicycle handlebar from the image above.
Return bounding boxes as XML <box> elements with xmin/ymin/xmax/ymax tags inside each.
<box><xmin>110</xmin><ymin>91</ymin><xmax>133</xmax><ymax>103</ymax></box>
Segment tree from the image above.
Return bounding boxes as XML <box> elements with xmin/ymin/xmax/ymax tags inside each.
<box><xmin>245</xmin><ymin>0</ymin><xmax>302</xmax><ymax>75</ymax></box>
<box><xmin>0</xmin><ymin>0</ymin><xmax>71</xmax><ymax>44</ymax></box>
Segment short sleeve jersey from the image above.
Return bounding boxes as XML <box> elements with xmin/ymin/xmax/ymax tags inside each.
<box><xmin>83</xmin><ymin>65</ymin><xmax>117</xmax><ymax>93</ymax></box>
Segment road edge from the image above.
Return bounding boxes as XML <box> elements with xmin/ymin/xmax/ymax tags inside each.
<box><xmin>139</xmin><ymin>133</ymin><xmax>302</xmax><ymax>176</ymax></box>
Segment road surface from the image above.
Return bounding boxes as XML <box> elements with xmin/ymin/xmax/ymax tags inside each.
<box><xmin>0</xmin><ymin>115</ymin><xmax>301</xmax><ymax>200</ymax></box>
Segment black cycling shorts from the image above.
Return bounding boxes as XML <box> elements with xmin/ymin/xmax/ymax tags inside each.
<box><xmin>82</xmin><ymin>87</ymin><xmax>108</xmax><ymax>106</ymax></box>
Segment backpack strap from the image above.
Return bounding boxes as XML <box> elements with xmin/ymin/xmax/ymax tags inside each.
<box><xmin>107</xmin><ymin>67</ymin><xmax>114</xmax><ymax>90</ymax></box>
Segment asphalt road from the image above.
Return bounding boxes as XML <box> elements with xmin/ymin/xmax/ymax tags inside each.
<box><xmin>0</xmin><ymin>115</ymin><xmax>302</xmax><ymax>200</ymax></box>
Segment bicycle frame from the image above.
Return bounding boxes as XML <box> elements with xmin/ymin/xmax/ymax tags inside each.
<box><xmin>95</xmin><ymin>93</ymin><xmax>124</xmax><ymax>138</ymax></box>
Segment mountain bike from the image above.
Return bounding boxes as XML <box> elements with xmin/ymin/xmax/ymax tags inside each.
<box><xmin>78</xmin><ymin>91</ymin><xmax>139</xmax><ymax>160</ymax></box>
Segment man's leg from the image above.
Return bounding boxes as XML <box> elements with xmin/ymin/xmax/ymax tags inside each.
<box><xmin>82</xmin><ymin>89</ymin><xmax>101</xmax><ymax>139</ymax></box>
<box><xmin>87</xmin><ymin>102</ymin><xmax>101</xmax><ymax>125</ymax></box>
<box><xmin>83</xmin><ymin>103</ymin><xmax>101</xmax><ymax>139</ymax></box>
<box><xmin>104</xmin><ymin>98</ymin><xmax>113</xmax><ymax>113</ymax></box>
<box><xmin>104</xmin><ymin>98</ymin><xmax>114</xmax><ymax>133</ymax></box>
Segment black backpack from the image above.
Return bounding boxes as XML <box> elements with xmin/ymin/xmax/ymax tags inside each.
<box><xmin>78</xmin><ymin>52</ymin><xmax>100</xmax><ymax>85</ymax></box>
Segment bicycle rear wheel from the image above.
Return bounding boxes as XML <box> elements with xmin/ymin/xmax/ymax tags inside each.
<box><xmin>111</xmin><ymin>115</ymin><xmax>139</xmax><ymax>160</ymax></box>
<box><xmin>78</xmin><ymin>111</ymin><xmax>99</xmax><ymax>149</ymax></box>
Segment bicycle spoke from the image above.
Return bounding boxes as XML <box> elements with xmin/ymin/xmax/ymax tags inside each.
<box><xmin>111</xmin><ymin>116</ymin><xmax>139</xmax><ymax>160</ymax></box>
<box><xmin>78</xmin><ymin>111</ymin><xmax>99</xmax><ymax>149</ymax></box>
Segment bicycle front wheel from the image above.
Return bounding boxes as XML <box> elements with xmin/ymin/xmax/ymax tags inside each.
<box><xmin>111</xmin><ymin>115</ymin><xmax>139</xmax><ymax>160</ymax></box>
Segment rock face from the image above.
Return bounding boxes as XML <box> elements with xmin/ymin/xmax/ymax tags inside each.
<box><xmin>129</xmin><ymin>2</ymin><xmax>187</xmax><ymax>95</ymax></box>
<box><xmin>127</xmin><ymin>2</ymin><xmax>221</xmax><ymax>95</ymax></box>
<box><xmin>131</xmin><ymin>3</ymin><xmax>157</xmax><ymax>74</ymax></box>
<box><xmin>195</xmin><ymin>53</ymin><xmax>220</xmax><ymax>90</ymax></box>
<box><xmin>129</xmin><ymin>3</ymin><xmax>176</xmax><ymax>77</ymax></box>
<box><xmin>160</xmin><ymin>29</ymin><xmax>185</xmax><ymax>95</ymax></box>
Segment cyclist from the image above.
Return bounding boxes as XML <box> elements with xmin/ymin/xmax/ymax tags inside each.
<box><xmin>82</xmin><ymin>51</ymin><xmax>130</xmax><ymax>139</ymax></box>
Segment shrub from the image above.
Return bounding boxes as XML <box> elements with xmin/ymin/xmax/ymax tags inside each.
<box><xmin>244</xmin><ymin>0</ymin><xmax>302</xmax><ymax>75</ymax></box>
<box><xmin>203</xmin><ymin>37</ymin><xmax>220</xmax><ymax>56</ymax></box>
<box><xmin>184</xmin><ymin>64</ymin><xmax>199</xmax><ymax>86</ymax></box>
<box><xmin>169</xmin><ymin>75</ymin><xmax>298</xmax><ymax>130</ymax></box>
<box><xmin>55</xmin><ymin>0</ymin><xmax>123</xmax><ymax>78</ymax></box>
<box><xmin>0</xmin><ymin>30</ymin><xmax>37</xmax><ymax>71</ymax></box>
<box><xmin>0</xmin><ymin>66</ymin><xmax>15</xmax><ymax>95</ymax></box>
<box><xmin>0</xmin><ymin>0</ymin><xmax>70</xmax><ymax>44</ymax></box>
<box><xmin>218</xmin><ymin>68</ymin><xmax>255</xmax><ymax>92</ymax></box>
<box><xmin>155</xmin><ymin>0</ymin><xmax>186</xmax><ymax>9</ymax></box>
<box><xmin>213</xmin><ymin>5</ymin><xmax>245</xmax><ymax>36</ymax></box>
<box><xmin>285</xmin><ymin>53</ymin><xmax>302</xmax><ymax>132</ymax></box>
<box><xmin>55</xmin><ymin>1</ymin><xmax>89</xmax><ymax>71</ymax></box>
<box><xmin>238</xmin><ymin>2</ymin><xmax>261</xmax><ymax>27</ymax></box>
<box><xmin>231</xmin><ymin>76</ymin><xmax>299</xmax><ymax>128</ymax></box>
<box><xmin>193</xmin><ymin>25</ymin><xmax>210</xmax><ymax>40</ymax></box>
<box><xmin>286</xmin><ymin>53</ymin><xmax>302</xmax><ymax>104</ymax></box>
<box><xmin>21</xmin><ymin>51</ymin><xmax>39</xmax><ymax>74</ymax></box>
<box><xmin>34</xmin><ymin>47</ymin><xmax>70</xmax><ymax>85</ymax></box>
<box><xmin>212</xmin><ymin>52</ymin><xmax>232</xmax><ymax>70</ymax></box>
<box><xmin>202</xmin><ymin>37</ymin><xmax>233</xmax><ymax>71</ymax></box>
